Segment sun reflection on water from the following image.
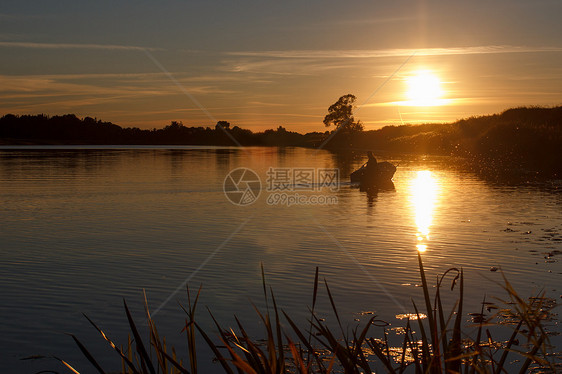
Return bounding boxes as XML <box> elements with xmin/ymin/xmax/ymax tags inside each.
<box><xmin>410</xmin><ymin>170</ymin><xmax>439</xmax><ymax>252</ymax></box>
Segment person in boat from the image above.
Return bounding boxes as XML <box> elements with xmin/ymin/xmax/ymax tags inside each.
<box><xmin>365</xmin><ymin>151</ymin><xmax>378</xmax><ymax>171</ymax></box>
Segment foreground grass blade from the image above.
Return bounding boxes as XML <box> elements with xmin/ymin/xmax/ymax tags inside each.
<box><xmin>261</xmin><ymin>263</ymin><xmax>269</xmax><ymax>312</ymax></box>
<box><xmin>417</xmin><ymin>252</ymin><xmax>438</xmax><ymax>372</ymax></box>
<box><xmin>282</xmin><ymin>310</ymin><xmax>327</xmax><ymax>372</ymax></box>
<box><xmin>270</xmin><ymin>288</ymin><xmax>285</xmax><ymax>373</ymax></box>
<box><xmin>287</xmin><ymin>337</ymin><xmax>307</xmax><ymax>373</ymax></box>
<box><xmin>53</xmin><ymin>356</ymin><xmax>81</xmax><ymax>374</ymax></box>
<box><xmin>308</xmin><ymin>267</ymin><xmax>320</xmax><ymax>363</ymax></box>
<box><xmin>67</xmin><ymin>334</ymin><xmax>106</xmax><ymax>374</ymax></box>
<box><xmin>450</xmin><ymin>268</ymin><xmax>464</xmax><ymax>373</ymax></box>
<box><xmin>123</xmin><ymin>299</ymin><xmax>156</xmax><ymax>374</ymax></box>
<box><xmin>82</xmin><ymin>313</ymin><xmax>139</xmax><ymax>374</ymax></box>
<box><xmin>222</xmin><ymin>343</ymin><xmax>259</xmax><ymax>374</ymax></box>
<box><xmin>412</xmin><ymin>301</ymin><xmax>430</xmax><ymax>369</ymax></box>
<box><xmin>183</xmin><ymin>284</ymin><xmax>202</xmax><ymax>374</ymax></box>
<box><xmin>518</xmin><ymin>333</ymin><xmax>547</xmax><ymax>374</ymax></box>
<box><xmin>366</xmin><ymin>337</ymin><xmax>394</xmax><ymax>373</ymax></box>
<box><xmin>324</xmin><ymin>279</ymin><xmax>347</xmax><ymax>347</ymax></box>
<box><xmin>495</xmin><ymin>320</ymin><xmax>523</xmax><ymax>372</ymax></box>
<box><xmin>194</xmin><ymin>320</ymin><xmax>235</xmax><ymax>374</ymax></box>
<box><xmin>155</xmin><ymin>346</ymin><xmax>190</xmax><ymax>374</ymax></box>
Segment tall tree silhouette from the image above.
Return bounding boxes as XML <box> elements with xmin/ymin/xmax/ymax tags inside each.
<box><xmin>215</xmin><ymin>121</ymin><xmax>230</xmax><ymax>130</ymax></box>
<box><xmin>323</xmin><ymin>94</ymin><xmax>364</xmax><ymax>132</ymax></box>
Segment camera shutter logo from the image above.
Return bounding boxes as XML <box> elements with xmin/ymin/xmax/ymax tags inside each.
<box><xmin>223</xmin><ymin>168</ymin><xmax>261</xmax><ymax>205</ymax></box>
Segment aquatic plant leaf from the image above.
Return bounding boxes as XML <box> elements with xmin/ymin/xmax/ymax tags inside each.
<box><xmin>67</xmin><ymin>334</ymin><xmax>106</xmax><ymax>374</ymax></box>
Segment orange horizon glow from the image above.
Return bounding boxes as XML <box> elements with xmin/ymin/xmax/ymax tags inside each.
<box><xmin>1</xmin><ymin>51</ymin><xmax>559</xmax><ymax>133</ymax></box>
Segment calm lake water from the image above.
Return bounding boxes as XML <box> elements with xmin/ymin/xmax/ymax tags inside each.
<box><xmin>1</xmin><ymin>146</ymin><xmax>561</xmax><ymax>373</ymax></box>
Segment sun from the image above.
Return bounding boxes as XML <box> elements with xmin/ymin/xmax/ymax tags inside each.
<box><xmin>405</xmin><ymin>71</ymin><xmax>444</xmax><ymax>106</ymax></box>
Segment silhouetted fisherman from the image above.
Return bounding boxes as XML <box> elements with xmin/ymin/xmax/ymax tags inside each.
<box><xmin>366</xmin><ymin>151</ymin><xmax>378</xmax><ymax>171</ymax></box>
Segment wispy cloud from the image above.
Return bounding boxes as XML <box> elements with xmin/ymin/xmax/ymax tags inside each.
<box><xmin>331</xmin><ymin>15</ymin><xmax>415</xmax><ymax>26</ymax></box>
<box><xmin>286</xmin><ymin>15</ymin><xmax>415</xmax><ymax>31</ymax></box>
<box><xmin>0</xmin><ymin>41</ymin><xmax>159</xmax><ymax>51</ymax></box>
<box><xmin>245</xmin><ymin>101</ymin><xmax>288</xmax><ymax>107</ymax></box>
<box><xmin>227</xmin><ymin>45</ymin><xmax>562</xmax><ymax>59</ymax></box>
<box><xmin>222</xmin><ymin>57</ymin><xmax>365</xmax><ymax>76</ymax></box>
<box><xmin>0</xmin><ymin>71</ymin><xmax>257</xmax><ymax>85</ymax></box>
<box><xmin>0</xmin><ymin>73</ymin><xmax>238</xmax><ymax>114</ymax></box>
<box><xmin>220</xmin><ymin>45</ymin><xmax>562</xmax><ymax>80</ymax></box>
<box><xmin>0</xmin><ymin>73</ymin><xmax>238</xmax><ymax>94</ymax></box>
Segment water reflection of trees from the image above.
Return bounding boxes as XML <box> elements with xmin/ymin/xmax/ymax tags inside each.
<box><xmin>0</xmin><ymin>149</ymin><xmax>123</xmax><ymax>180</ymax></box>
<box><xmin>329</xmin><ymin>149</ymin><xmax>364</xmax><ymax>179</ymax></box>
<box><xmin>214</xmin><ymin>148</ymin><xmax>237</xmax><ymax>172</ymax></box>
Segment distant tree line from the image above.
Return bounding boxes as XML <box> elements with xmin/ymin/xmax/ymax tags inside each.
<box><xmin>1</xmin><ymin>104</ymin><xmax>561</xmax><ymax>178</ymax></box>
<box><xmin>0</xmin><ymin>114</ymin><xmax>326</xmax><ymax>147</ymax></box>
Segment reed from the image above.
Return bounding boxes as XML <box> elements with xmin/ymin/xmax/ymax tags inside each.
<box><xmin>62</xmin><ymin>256</ymin><xmax>558</xmax><ymax>373</ymax></box>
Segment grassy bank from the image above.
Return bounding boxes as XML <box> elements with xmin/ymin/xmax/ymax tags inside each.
<box><xmin>58</xmin><ymin>254</ymin><xmax>559</xmax><ymax>373</ymax></box>
<box><xmin>347</xmin><ymin>106</ymin><xmax>562</xmax><ymax>180</ymax></box>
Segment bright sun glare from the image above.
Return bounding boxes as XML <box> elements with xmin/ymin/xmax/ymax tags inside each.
<box><xmin>410</xmin><ymin>170</ymin><xmax>439</xmax><ymax>252</ymax></box>
<box><xmin>406</xmin><ymin>71</ymin><xmax>444</xmax><ymax>107</ymax></box>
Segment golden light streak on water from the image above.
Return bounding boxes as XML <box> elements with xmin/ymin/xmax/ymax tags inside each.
<box><xmin>410</xmin><ymin>170</ymin><xmax>439</xmax><ymax>252</ymax></box>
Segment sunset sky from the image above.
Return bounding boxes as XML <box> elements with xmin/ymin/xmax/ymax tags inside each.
<box><xmin>1</xmin><ymin>0</ymin><xmax>561</xmax><ymax>132</ymax></box>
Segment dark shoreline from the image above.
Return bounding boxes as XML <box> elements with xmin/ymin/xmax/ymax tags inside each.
<box><xmin>2</xmin><ymin>106</ymin><xmax>561</xmax><ymax>179</ymax></box>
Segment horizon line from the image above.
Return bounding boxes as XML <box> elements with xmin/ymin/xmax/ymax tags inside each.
<box><xmin>2</xmin><ymin>104</ymin><xmax>560</xmax><ymax>132</ymax></box>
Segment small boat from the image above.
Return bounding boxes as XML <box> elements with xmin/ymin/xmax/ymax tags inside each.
<box><xmin>350</xmin><ymin>161</ymin><xmax>396</xmax><ymax>186</ymax></box>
